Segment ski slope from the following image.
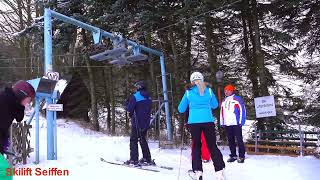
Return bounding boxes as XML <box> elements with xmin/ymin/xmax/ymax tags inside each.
<box><xmin>13</xmin><ymin>119</ymin><xmax>320</xmax><ymax>180</ymax></box>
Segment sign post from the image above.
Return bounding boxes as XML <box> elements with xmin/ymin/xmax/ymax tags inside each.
<box><xmin>254</xmin><ymin>95</ymin><xmax>276</xmax><ymax>118</ymax></box>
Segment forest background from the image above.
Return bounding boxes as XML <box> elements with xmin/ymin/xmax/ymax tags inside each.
<box><xmin>0</xmin><ymin>0</ymin><xmax>319</xmax><ymax>143</ymax></box>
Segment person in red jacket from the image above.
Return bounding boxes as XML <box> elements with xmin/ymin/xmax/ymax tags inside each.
<box><xmin>185</xmin><ymin>108</ymin><xmax>211</xmax><ymax>162</ymax></box>
<box><xmin>199</xmin><ymin>132</ymin><xmax>210</xmax><ymax>162</ymax></box>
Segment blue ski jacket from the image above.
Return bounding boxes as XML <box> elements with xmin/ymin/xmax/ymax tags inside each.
<box><xmin>178</xmin><ymin>86</ymin><xmax>218</xmax><ymax>124</ymax></box>
<box><xmin>125</xmin><ymin>90</ymin><xmax>152</xmax><ymax>129</ymax></box>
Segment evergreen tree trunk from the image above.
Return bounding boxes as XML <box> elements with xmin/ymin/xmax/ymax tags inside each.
<box><xmin>248</xmin><ymin>0</ymin><xmax>269</xmax><ymax>130</ymax></box>
<box><xmin>26</xmin><ymin>0</ymin><xmax>32</xmax><ymax>24</ymax></box>
<box><xmin>146</xmin><ymin>33</ymin><xmax>156</xmax><ymax>97</ymax></box>
<box><xmin>82</xmin><ymin>30</ymin><xmax>99</xmax><ymax>131</ymax></box>
<box><xmin>25</xmin><ymin>0</ymin><xmax>32</xmax><ymax>79</ymax></box>
<box><xmin>204</xmin><ymin>16</ymin><xmax>224</xmax><ymax>137</ymax></box>
<box><xmin>204</xmin><ymin>17</ymin><xmax>218</xmax><ymax>85</ymax></box>
<box><xmin>109</xmin><ymin>67</ymin><xmax>116</xmax><ymax>135</ymax></box>
<box><xmin>125</xmin><ymin>68</ymin><xmax>130</xmax><ymax>135</ymax></box>
<box><xmin>36</xmin><ymin>0</ymin><xmax>44</xmax><ymax>17</ymax></box>
<box><xmin>185</xmin><ymin>21</ymin><xmax>192</xmax><ymax>79</ymax></box>
<box><xmin>179</xmin><ymin>20</ymin><xmax>193</xmax><ymax>141</ymax></box>
<box><xmin>102</xmin><ymin>68</ymin><xmax>111</xmax><ymax>133</ymax></box>
<box><xmin>169</xmin><ymin>28</ymin><xmax>183</xmax><ymax>141</ymax></box>
<box><xmin>168</xmin><ymin>28</ymin><xmax>180</xmax><ymax>93</ymax></box>
<box><xmin>105</xmin><ymin>67</ymin><xmax>112</xmax><ymax>133</ymax></box>
<box><xmin>17</xmin><ymin>0</ymin><xmax>27</xmax><ymax>78</ymax></box>
<box><xmin>250</xmin><ymin>0</ymin><xmax>268</xmax><ymax>96</ymax></box>
<box><xmin>241</xmin><ymin>1</ymin><xmax>259</xmax><ymax>97</ymax></box>
<box><xmin>85</xmin><ymin>59</ymin><xmax>99</xmax><ymax>131</ymax></box>
<box><xmin>68</xmin><ymin>31</ymin><xmax>78</xmax><ymax>73</ymax></box>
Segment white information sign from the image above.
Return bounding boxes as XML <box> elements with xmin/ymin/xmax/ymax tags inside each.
<box><xmin>254</xmin><ymin>95</ymin><xmax>276</xmax><ymax>118</ymax></box>
<box><xmin>47</xmin><ymin>104</ymin><xmax>63</xmax><ymax>111</ymax></box>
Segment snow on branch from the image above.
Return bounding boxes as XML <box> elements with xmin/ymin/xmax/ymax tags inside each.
<box><xmin>10</xmin><ymin>16</ymin><xmax>44</xmax><ymax>37</ymax></box>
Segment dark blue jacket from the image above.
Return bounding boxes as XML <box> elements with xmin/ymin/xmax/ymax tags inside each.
<box><xmin>125</xmin><ymin>90</ymin><xmax>152</xmax><ymax>129</ymax></box>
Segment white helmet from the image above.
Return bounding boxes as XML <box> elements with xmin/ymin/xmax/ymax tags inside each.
<box><xmin>190</xmin><ymin>72</ymin><xmax>204</xmax><ymax>82</ymax></box>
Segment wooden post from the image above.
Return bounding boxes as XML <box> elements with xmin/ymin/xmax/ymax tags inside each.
<box><xmin>299</xmin><ymin>124</ymin><xmax>303</xmax><ymax>156</ymax></box>
<box><xmin>255</xmin><ymin>125</ymin><xmax>258</xmax><ymax>153</ymax></box>
<box><xmin>22</xmin><ymin>122</ymin><xmax>27</xmax><ymax>164</ymax></box>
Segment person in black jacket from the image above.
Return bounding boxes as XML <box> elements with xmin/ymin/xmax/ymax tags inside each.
<box><xmin>0</xmin><ymin>80</ymin><xmax>35</xmax><ymax>155</ymax></box>
<box><xmin>124</xmin><ymin>80</ymin><xmax>154</xmax><ymax>166</ymax></box>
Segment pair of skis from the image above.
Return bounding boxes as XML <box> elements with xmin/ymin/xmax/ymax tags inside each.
<box><xmin>101</xmin><ymin>158</ymin><xmax>217</xmax><ymax>180</ymax></box>
<box><xmin>100</xmin><ymin>158</ymin><xmax>173</xmax><ymax>172</ymax></box>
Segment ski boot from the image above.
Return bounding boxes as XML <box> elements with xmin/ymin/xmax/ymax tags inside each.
<box><xmin>188</xmin><ymin>170</ymin><xmax>203</xmax><ymax>180</ymax></box>
<box><xmin>227</xmin><ymin>156</ymin><xmax>237</xmax><ymax>163</ymax></box>
<box><xmin>237</xmin><ymin>157</ymin><xmax>245</xmax><ymax>163</ymax></box>
<box><xmin>124</xmin><ymin>159</ymin><xmax>139</xmax><ymax>166</ymax></box>
<box><xmin>138</xmin><ymin>158</ymin><xmax>156</xmax><ymax>166</ymax></box>
<box><xmin>215</xmin><ymin>169</ymin><xmax>225</xmax><ymax>180</ymax></box>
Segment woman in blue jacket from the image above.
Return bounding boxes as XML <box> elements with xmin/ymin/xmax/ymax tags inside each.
<box><xmin>178</xmin><ymin>72</ymin><xmax>225</xmax><ymax>180</ymax></box>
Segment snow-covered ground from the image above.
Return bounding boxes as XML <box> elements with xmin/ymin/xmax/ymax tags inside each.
<box><xmin>13</xmin><ymin>119</ymin><xmax>320</xmax><ymax>180</ymax></box>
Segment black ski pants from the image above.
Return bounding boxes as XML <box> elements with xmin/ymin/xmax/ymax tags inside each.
<box><xmin>225</xmin><ymin>125</ymin><xmax>245</xmax><ymax>158</ymax></box>
<box><xmin>130</xmin><ymin>127</ymin><xmax>151</xmax><ymax>161</ymax></box>
<box><xmin>189</xmin><ymin>123</ymin><xmax>225</xmax><ymax>172</ymax></box>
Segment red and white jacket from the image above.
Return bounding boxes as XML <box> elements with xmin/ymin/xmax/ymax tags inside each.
<box><xmin>220</xmin><ymin>94</ymin><xmax>246</xmax><ymax>126</ymax></box>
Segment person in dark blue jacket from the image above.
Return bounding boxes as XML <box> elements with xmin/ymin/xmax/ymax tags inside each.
<box><xmin>124</xmin><ymin>80</ymin><xmax>154</xmax><ymax>166</ymax></box>
<box><xmin>178</xmin><ymin>72</ymin><xmax>226</xmax><ymax>180</ymax></box>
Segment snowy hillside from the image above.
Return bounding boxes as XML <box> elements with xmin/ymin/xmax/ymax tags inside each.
<box><xmin>13</xmin><ymin>119</ymin><xmax>320</xmax><ymax>180</ymax></box>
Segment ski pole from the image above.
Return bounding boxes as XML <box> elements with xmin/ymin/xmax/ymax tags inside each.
<box><xmin>134</xmin><ymin>111</ymin><xmax>141</xmax><ymax>142</ymax></box>
<box><xmin>177</xmin><ymin>123</ymin><xmax>185</xmax><ymax>180</ymax></box>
